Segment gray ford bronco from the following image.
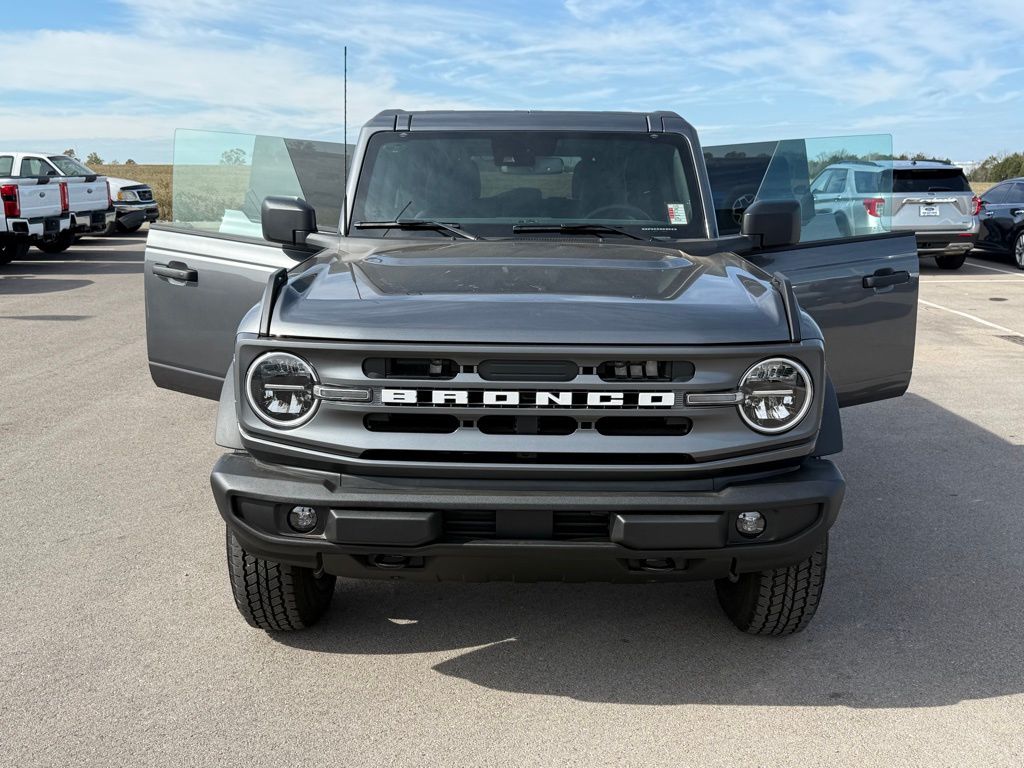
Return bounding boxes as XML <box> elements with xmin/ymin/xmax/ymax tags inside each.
<box><xmin>145</xmin><ymin>112</ymin><xmax>918</xmax><ymax>635</ymax></box>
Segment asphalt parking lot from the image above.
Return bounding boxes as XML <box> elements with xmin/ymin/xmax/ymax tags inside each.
<box><xmin>2</xmin><ymin>232</ymin><xmax>1023</xmax><ymax>767</ymax></box>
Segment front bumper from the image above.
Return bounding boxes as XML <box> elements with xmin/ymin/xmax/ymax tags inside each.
<box><xmin>915</xmin><ymin>231</ymin><xmax>977</xmax><ymax>256</ymax></box>
<box><xmin>212</xmin><ymin>452</ymin><xmax>845</xmax><ymax>583</ymax></box>
<box><xmin>113</xmin><ymin>201</ymin><xmax>159</xmax><ymax>227</ymax></box>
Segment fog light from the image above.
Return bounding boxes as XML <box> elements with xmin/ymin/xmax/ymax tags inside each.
<box><xmin>288</xmin><ymin>505</ymin><xmax>318</xmax><ymax>533</ymax></box>
<box><xmin>736</xmin><ymin>511</ymin><xmax>765</xmax><ymax>537</ymax></box>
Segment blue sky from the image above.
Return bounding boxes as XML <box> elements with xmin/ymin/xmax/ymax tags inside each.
<box><xmin>3</xmin><ymin>0</ymin><xmax>1021</xmax><ymax>164</ymax></box>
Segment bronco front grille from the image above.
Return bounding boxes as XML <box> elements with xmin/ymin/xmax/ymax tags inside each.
<box><xmin>237</xmin><ymin>340</ymin><xmax>823</xmax><ymax>473</ymax></box>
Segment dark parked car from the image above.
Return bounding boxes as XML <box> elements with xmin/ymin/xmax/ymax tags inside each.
<box><xmin>974</xmin><ymin>178</ymin><xmax>1024</xmax><ymax>268</ymax></box>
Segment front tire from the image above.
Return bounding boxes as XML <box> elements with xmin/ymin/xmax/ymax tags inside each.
<box><xmin>1014</xmin><ymin>232</ymin><xmax>1024</xmax><ymax>270</ymax></box>
<box><xmin>935</xmin><ymin>252</ymin><xmax>967</xmax><ymax>270</ymax></box>
<box><xmin>715</xmin><ymin>537</ymin><xmax>828</xmax><ymax>636</ymax></box>
<box><xmin>226</xmin><ymin>529</ymin><xmax>336</xmax><ymax>631</ymax></box>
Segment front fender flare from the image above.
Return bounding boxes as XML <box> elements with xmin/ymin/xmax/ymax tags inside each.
<box><xmin>215</xmin><ymin>360</ymin><xmax>243</xmax><ymax>449</ymax></box>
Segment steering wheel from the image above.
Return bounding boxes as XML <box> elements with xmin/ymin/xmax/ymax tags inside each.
<box><xmin>584</xmin><ymin>204</ymin><xmax>650</xmax><ymax>220</ymax></box>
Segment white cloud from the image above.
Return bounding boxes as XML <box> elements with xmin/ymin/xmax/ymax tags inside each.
<box><xmin>0</xmin><ymin>0</ymin><xmax>1019</xmax><ymax>160</ymax></box>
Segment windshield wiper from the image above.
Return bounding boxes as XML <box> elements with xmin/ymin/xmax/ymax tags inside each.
<box><xmin>353</xmin><ymin>219</ymin><xmax>480</xmax><ymax>240</ymax></box>
<box><xmin>511</xmin><ymin>223</ymin><xmax>648</xmax><ymax>241</ymax></box>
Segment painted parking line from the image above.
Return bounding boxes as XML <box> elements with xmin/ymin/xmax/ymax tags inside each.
<box><xmin>965</xmin><ymin>259</ymin><xmax>1024</xmax><ymax>276</ymax></box>
<box><xmin>919</xmin><ymin>298</ymin><xmax>1023</xmax><ymax>336</ymax></box>
<box><xmin>922</xmin><ymin>278</ymin><xmax>1024</xmax><ymax>284</ymax></box>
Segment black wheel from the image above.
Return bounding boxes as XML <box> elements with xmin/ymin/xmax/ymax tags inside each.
<box><xmin>0</xmin><ymin>239</ymin><xmax>30</xmax><ymax>265</ymax></box>
<box><xmin>118</xmin><ymin>222</ymin><xmax>143</xmax><ymax>234</ymax></box>
<box><xmin>1014</xmin><ymin>232</ymin><xmax>1024</xmax><ymax>270</ymax></box>
<box><xmin>35</xmin><ymin>231</ymin><xmax>74</xmax><ymax>254</ymax></box>
<box><xmin>935</xmin><ymin>252</ymin><xmax>967</xmax><ymax>270</ymax></box>
<box><xmin>715</xmin><ymin>537</ymin><xmax>827</xmax><ymax>636</ymax></box>
<box><xmin>226</xmin><ymin>529</ymin><xmax>336</xmax><ymax>631</ymax></box>
<box><xmin>834</xmin><ymin>214</ymin><xmax>851</xmax><ymax>238</ymax></box>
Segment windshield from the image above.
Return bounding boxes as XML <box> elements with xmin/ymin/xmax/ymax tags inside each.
<box><xmin>893</xmin><ymin>168</ymin><xmax>969</xmax><ymax>193</ymax></box>
<box><xmin>48</xmin><ymin>155</ymin><xmax>95</xmax><ymax>176</ymax></box>
<box><xmin>351</xmin><ymin>130</ymin><xmax>705</xmax><ymax>239</ymax></box>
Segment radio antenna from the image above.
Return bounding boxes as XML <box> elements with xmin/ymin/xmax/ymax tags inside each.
<box><xmin>342</xmin><ymin>45</ymin><xmax>348</xmax><ymax>233</ymax></box>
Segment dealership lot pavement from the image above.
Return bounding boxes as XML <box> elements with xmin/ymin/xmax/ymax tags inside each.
<box><xmin>2</xmin><ymin>233</ymin><xmax>1023</xmax><ymax>767</ymax></box>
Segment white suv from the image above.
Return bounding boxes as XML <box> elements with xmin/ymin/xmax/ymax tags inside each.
<box><xmin>811</xmin><ymin>160</ymin><xmax>979</xmax><ymax>270</ymax></box>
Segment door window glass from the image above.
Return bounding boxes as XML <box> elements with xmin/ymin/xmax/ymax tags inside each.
<box><xmin>810</xmin><ymin>170</ymin><xmax>832</xmax><ymax>193</ymax></box>
<box><xmin>823</xmin><ymin>169</ymin><xmax>848</xmax><ymax>194</ymax></box>
<box><xmin>982</xmin><ymin>184</ymin><xmax>1009</xmax><ymax>205</ymax></box>
<box><xmin>171</xmin><ymin>129</ymin><xmax>350</xmax><ymax>239</ymax></box>
<box><xmin>21</xmin><ymin>157</ymin><xmax>58</xmax><ymax>176</ymax></box>
<box><xmin>1011</xmin><ymin>183</ymin><xmax>1024</xmax><ymax>202</ymax></box>
<box><xmin>709</xmin><ymin>134</ymin><xmax>892</xmax><ymax>241</ymax></box>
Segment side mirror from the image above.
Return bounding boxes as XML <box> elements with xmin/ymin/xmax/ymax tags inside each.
<box><xmin>261</xmin><ymin>196</ymin><xmax>316</xmax><ymax>247</ymax></box>
<box><xmin>741</xmin><ymin>199</ymin><xmax>801</xmax><ymax>248</ymax></box>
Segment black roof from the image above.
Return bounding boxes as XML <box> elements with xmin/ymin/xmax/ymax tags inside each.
<box><xmin>365</xmin><ymin>109</ymin><xmax>693</xmax><ymax>133</ymax></box>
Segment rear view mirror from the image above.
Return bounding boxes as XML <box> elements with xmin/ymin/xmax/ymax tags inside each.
<box><xmin>741</xmin><ymin>199</ymin><xmax>801</xmax><ymax>248</ymax></box>
<box><xmin>261</xmin><ymin>196</ymin><xmax>316</xmax><ymax>246</ymax></box>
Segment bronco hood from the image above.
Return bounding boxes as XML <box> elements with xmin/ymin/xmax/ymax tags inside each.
<box><xmin>269</xmin><ymin>240</ymin><xmax>790</xmax><ymax>345</ymax></box>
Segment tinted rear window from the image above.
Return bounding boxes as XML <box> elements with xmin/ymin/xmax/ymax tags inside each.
<box><xmin>893</xmin><ymin>168</ymin><xmax>969</xmax><ymax>193</ymax></box>
<box><xmin>854</xmin><ymin>170</ymin><xmax>883</xmax><ymax>193</ymax></box>
<box><xmin>0</xmin><ymin>156</ymin><xmax>12</xmax><ymax>176</ymax></box>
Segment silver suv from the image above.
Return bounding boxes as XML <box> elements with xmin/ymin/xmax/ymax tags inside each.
<box><xmin>811</xmin><ymin>160</ymin><xmax>979</xmax><ymax>269</ymax></box>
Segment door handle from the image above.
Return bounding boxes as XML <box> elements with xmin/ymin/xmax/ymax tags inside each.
<box><xmin>983</xmin><ymin>211</ymin><xmax>996</xmax><ymax>218</ymax></box>
<box><xmin>153</xmin><ymin>263</ymin><xmax>198</xmax><ymax>283</ymax></box>
<box><xmin>863</xmin><ymin>269</ymin><xmax>910</xmax><ymax>289</ymax></box>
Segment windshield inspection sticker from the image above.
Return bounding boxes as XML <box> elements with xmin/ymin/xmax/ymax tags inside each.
<box><xmin>667</xmin><ymin>203</ymin><xmax>688</xmax><ymax>224</ymax></box>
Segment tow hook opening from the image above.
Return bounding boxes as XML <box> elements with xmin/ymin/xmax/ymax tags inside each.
<box><xmin>638</xmin><ymin>557</ymin><xmax>677</xmax><ymax>573</ymax></box>
<box><xmin>371</xmin><ymin>554</ymin><xmax>411</xmax><ymax>569</ymax></box>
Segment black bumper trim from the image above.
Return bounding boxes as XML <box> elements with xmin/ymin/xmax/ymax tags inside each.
<box><xmin>211</xmin><ymin>452</ymin><xmax>845</xmax><ymax>582</ymax></box>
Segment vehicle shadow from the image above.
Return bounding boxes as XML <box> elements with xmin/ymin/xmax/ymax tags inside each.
<box><xmin>0</xmin><ymin>242</ymin><xmax>144</xmax><ymax>281</ymax></box>
<box><xmin>0</xmin><ymin>276</ymin><xmax>94</xmax><ymax>295</ymax></box>
<box><xmin>272</xmin><ymin>392</ymin><xmax>1022</xmax><ymax>708</ymax></box>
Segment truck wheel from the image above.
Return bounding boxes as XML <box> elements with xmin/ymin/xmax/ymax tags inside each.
<box><xmin>226</xmin><ymin>529</ymin><xmax>336</xmax><ymax>631</ymax></box>
<box><xmin>118</xmin><ymin>222</ymin><xmax>143</xmax><ymax>234</ymax></box>
<box><xmin>935</xmin><ymin>252</ymin><xmax>967</xmax><ymax>270</ymax></box>
<box><xmin>714</xmin><ymin>537</ymin><xmax>827</xmax><ymax>636</ymax></box>
<box><xmin>35</xmin><ymin>231</ymin><xmax>74</xmax><ymax>254</ymax></box>
<box><xmin>0</xmin><ymin>239</ymin><xmax>30</xmax><ymax>265</ymax></box>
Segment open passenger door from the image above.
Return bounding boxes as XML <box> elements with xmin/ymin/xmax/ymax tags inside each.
<box><xmin>144</xmin><ymin>130</ymin><xmax>349</xmax><ymax>399</ymax></box>
<box><xmin>702</xmin><ymin>130</ymin><xmax>918</xmax><ymax>407</ymax></box>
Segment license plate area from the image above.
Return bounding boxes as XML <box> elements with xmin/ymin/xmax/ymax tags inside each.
<box><xmin>91</xmin><ymin>212</ymin><xmax>106</xmax><ymax>226</ymax></box>
<box><xmin>919</xmin><ymin>205</ymin><xmax>940</xmax><ymax>217</ymax></box>
<box><xmin>43</xmin><ymin>217</ymin><xmax>60</xmax><ymax>233</ymax></box>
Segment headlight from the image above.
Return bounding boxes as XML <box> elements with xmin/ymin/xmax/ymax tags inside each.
<box><xmin>116</xmin><ymin>189</ymin><xmax>138</xmax><ymax>202</ymax></box>
<box><xmin>245</xmin><ymin>352</ymin><xmax>319</xmax><ymax>428</ymax></box>
<box><xmin>737</xmin><ymin>357</ymin><xmax>813</xmax><ymax>434</ymax></box>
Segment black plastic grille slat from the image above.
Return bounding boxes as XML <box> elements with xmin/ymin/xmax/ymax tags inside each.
<box><xmin>442</xmin><ymin>510</ymin><xmax>610</xmax><ymax>541</ymax></box>
<box><xmin>443</xmin><ymin>510</ymin><xmax>497</xmax><ymax>539</ymax></box>
<box><xmin>553</xmin><ymin>511</ymin><xmax>610</xmax><ymax>540</ymax></box>
<box><xmin>597</xmin><ymin>360</ymin><xmax>695</xmax><ymax>382</ymax></box>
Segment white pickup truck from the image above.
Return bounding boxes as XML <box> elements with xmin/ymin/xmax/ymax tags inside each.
<box><xmin>0</xmin><ymin>163</ymin><xmax>72</xmax><ymax>265</ymax></box>
<box><xmin>0</xmin><ymin>152</ymin><xmax>115</xmax><ymax>253</ymax></box>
